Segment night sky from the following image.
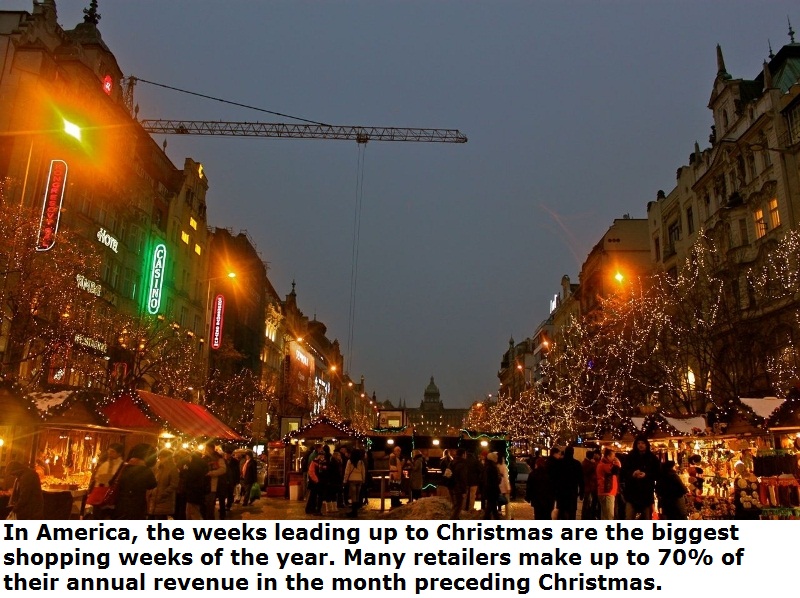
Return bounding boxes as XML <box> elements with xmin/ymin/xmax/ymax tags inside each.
<box><xmin>10</xmin><ymin>1</ymin><xmax>798</xmax><ymax>407</ymax></box>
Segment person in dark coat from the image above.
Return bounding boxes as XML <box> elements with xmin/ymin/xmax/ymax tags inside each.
<box><xmin>184</xmin><ymin>452</ymin><xmax>210</xmax><ymax>520</ymax></box>
<box><xmin>114</xmin><ymin>444</ymin><xmax>157</xmax><ymax>520</ymax></box>
<box><xmin>464</xmin><ymin>451</ymin><xmax>483</xmax><ymax>512</ymax></box>
<box><xmin>656</xmin><ymin>461</ymin><xmax>688</xmax><ymax>520</ymax></box>
<box><xmin>621</xmin><ymin>436</ymin><xmax>661</xmax><ymax>520</ymax></box>
<box><xmin>481</xmin><ymin>452</ymin><xmax>502</xmax><ymax>519</ymax></box>
<box><xmin>527</xmin><ymin>456</ymin><xmax>555</xmax><ymax>520</ymax></box>
<box><xmin>6</xmin><ymin>461</ymin><xmax>44</xmax><ymax>520</ymax></box>
<box><xmin>554</xmin><ymin>446</ymin><xmax>584</xmax><ymax>520</ymax></box>
<box><xmin>239</xmin><ymin>451</ymin><xmax>258</xmax><ymax>506</ymax></box>
<box><xmin>450</xmin><ymin>449</ymin><xmax>469</xmax><ymax>519</ymax></box>
<box><xmin>223</xmin><ymin>447</ymin><xmax>240</xmax><ymax>509</ymax></box>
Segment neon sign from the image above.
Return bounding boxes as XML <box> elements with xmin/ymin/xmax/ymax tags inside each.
<box><xmin>102</xmin><ymin>74</ymin><xmax>113</xmax><ymax>96</ymax></box>
<box><xmin>210</xmin><ymin>294</ymin><xmax>225</xmax><ymax>349</ymax></box>
<box><xmin>36</xmin><ymin>160</ymin><xmax>68</xmax><ymax>251</ymax></box>
<box><xmin>146</xmin><ymin>244</ymin><xmax>167</xmax><ymax>315</ymax></box>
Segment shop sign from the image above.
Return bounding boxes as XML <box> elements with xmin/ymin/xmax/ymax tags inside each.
<box><xmin>146</xmin><ymin>243</ymin><xmax>167</xmax><ymax>315</ymax></box>
<box><xmin>210</xmin><ymin>294</ymin><xmax>225</xmax><ymax>349</ymax></box>
<box><xmin>36</xmin><ymin>160</ymin><xmax>68</xmax><ymax>252</ymax></box>
<box><xmin>74</xmin><ymin>334</ymin><xmax>107</xmax><ymax>354</ymax></box>
<box><xmin>97</xmin><ymin>228</ymin><xmax>119</xmax><ymax>252</ymax></box>
<box><xmin>76</xmin><ymin>274</ymin><xmax>102</xmax><ymax>297</ymax></box>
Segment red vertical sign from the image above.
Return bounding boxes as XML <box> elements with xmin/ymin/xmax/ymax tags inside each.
<box><xmin>210</xmin><ymin>294</ymin><xmax>225</xmax><ymax>349</ymax></box>
<box><xmin>36</xmin><ymin>159</ymin><xmax>68</xmax><ymax>251</ymax></box>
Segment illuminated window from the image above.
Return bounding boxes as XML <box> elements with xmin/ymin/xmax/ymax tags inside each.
<box><xmin>754</xmin><ymin>209</ymin><xmax>767</xmax><ymax>239</ymax></box>
<box><xmin>181</xmin><ymin>231</ymin><xmax>189</xmax><ymax>244</ymax></box>
<box><xmin>194</xmin><ymin>244</ymin><xmax>201</xmax><ymax>255</ymax></box>
<box><xmin>769</xmin><ymin>198</ymin><xmax>780</xmax><ymax>229</ymax></box>
<box><xmin>189</xmin><ymin>217</ymin><xmax>197</xmax><ymax>230</ymax></box>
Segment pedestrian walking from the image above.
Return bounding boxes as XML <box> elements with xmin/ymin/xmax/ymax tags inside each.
<box><xmin>581</xmin><ymin>450</ymin><xmax>600</xmax><ymax>520</ymax></box>
<box><xmin>239</xmin><ymin>451</ymin><xmax>258</xmax><ymax>506</ymax></box>
<box><xmin>656</xmin><ymin>461</ymin><xmax>688</xmax><ymax>520</ymax></box>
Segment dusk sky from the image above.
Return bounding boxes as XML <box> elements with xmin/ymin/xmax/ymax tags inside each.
<box><xmin>14</xmin><ymin>1</ymin><xmax>798</xmax><ymax>408</ymax></box>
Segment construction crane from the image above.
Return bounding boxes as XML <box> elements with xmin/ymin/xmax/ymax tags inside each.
<box><xmin>126</xmin><ymin>76</ymin><xmax>468</xmax><ymax>144</ymax></box>
<box><xmin>139</xmin><ymin>120</ymin><xmax>467</xmax><ymax>144</ymax></box>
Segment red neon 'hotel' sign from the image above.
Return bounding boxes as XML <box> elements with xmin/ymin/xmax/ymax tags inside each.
<box><xmin>210</xmin><ymin>294</ymin><xmax>225</xmax><ymax>350</ymax></box>
<box><xmin>36</xmin><ymin>159</ymin><xmax>68</xmax><ymax>251</ymax></box>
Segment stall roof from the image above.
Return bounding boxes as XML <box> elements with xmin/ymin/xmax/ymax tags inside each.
<box><xmin>0</xmin><ymin>383</ymin><xmax>39</xmax><ymax>425</ymax></box>
<box><xmin>663</xmin><ymin>415</ymin><xmax>707</xmax><ymax>436</ymax></box>
<box><xmin>283</xmin><ymin>417</ymin><xmax>368</xmax><ymax>443</ymax></box>
<box><xmin>102</xmin><ymin>390</ymin><xmax>244</xmax><ymax>440</ymax></box>
<box><xmin>740</xmin><ymin>397</ymin><xmax>785</xmax><ymax>419</ymax></box>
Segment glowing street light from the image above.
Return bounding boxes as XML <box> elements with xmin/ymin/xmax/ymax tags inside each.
<box><xmin>614</xmin><ymin>271</ymin><xmax>624</xmax><ymax>284</ymax></box>
<box><xmin>62</xmin><ymin>118</ymin><xmax>82</xmax><ymax>142</ymax></box>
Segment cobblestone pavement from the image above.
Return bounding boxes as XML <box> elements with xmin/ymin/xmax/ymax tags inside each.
<box><xmin>224</xmin><ymin>495</ymin><xmax>535</xmax><ymax>521</ymax></box>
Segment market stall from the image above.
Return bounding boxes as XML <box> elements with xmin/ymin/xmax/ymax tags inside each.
<box><xmin>100</xmin><ymin>389</ymin><xmax>244</xmax><ymax>450</ymax></box>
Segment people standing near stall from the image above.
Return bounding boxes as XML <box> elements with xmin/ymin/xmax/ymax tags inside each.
<box><xmin>343</xmin><ymin>448</ymin><xmax>366</xmax><ymax>517</ymax></box>
<box><xmin>388</xmin><ymin>446</ymin><xmax>404</xmax><ymax>508</ymax></box>
<box><xmin>239</xmin><ymin>450</ymin><xmax>258</xmax><ymax>506</ymax></box>
<box><xmin>656</xmin><ymin>460</ymin><xmax>689</xmax><ymax>520</ymax></box>
<box><xmin>114</xmin><ymin>444</ymin><xmax>157</xmax><ymax>520</ymax></box>
<box><xmin>581</xmin><ymin>450</ymin><xmax>599</xmax><ymax>520</ymax></box>
<box><xmin>5</xmin><ymin>460</ymin><xmax>43</xmax><ymax>520</ymax></box>
<box><xmin>202</xmin><ymin>444</ymin><xmax>227</xmax><ymax>519</ymax></box>
<box><xmin>409</xmin><ymin>450</ymin><xmax>425</xmax><ymax>502</ymax></box>
<box><xmin>222</xmin><ymin>447</ymin><xmax>240</xmax><ymax>509</ymax></box>
<box><xmin>87</xmin><ymin>442</ymin><xmax>125</xmax><ymax>519</ymax></box>
<box><xmin>621</xmin><ymin>436</ymin><xmax>661</xmax><ymax>520</ymax></box>
<box><xmin>482</xmin><ymin>452</ymin><xmax>502</xmax><ymax>519</ymax></box>
<box><xmin>554</xmin><ymin>446</ymin><xmax>584</xmax><ymax>520</ymax></box>
<box><xmin>305</xmin><ymin>453</ymin><xmax>325</xmax><ymax>515</ymax></box>
<box><xmin>449</xmin><ymin>449</ymin><xmax>469</xmax><ymax>519</ymax></box>
<box><xmin>148</xmin><ymin>449</ymin><xmax>179</xmax><ymax>519</ymax></box>
<box><xmin>596</xmin><ymin>447</ymin><xmax>622</xmax><ymax>520</ymax></box>
<box><xmin>527</xmin><ymin>456</ymin><xmax>555</xmax><ymax>520</ymax></box>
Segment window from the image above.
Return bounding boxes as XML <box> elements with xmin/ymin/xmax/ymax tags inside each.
<box><xmin>769</xmin><ymin>198</ymin><xmax>780</xmax><ymax>229</ymax></box>
<box><xmin>110</xmin><ymin>261</ymin><xmax>120</xmax><ymax>289</ymax></box>
<box><xmin>189</xmin><ymin>217</ymin><xmax>197</xmax><ymax>230</ymax></box>
<box><xmin>686</xmin><ymin>207</ymin><xmax>694</xmax><ymax>235</ymax></box>
<box><xmin>738</xmin><ymin>219</ymin><xmax>748</xmax><ymax>246</ymax></box>
<box><xmin>194</xmin><ymin>244</ymin><xmax>202</xmax><ymax>255</ymax></box>
<box><xmin>754</xmin><ymin>209</ymin><xmax>767</xmax><ymax>239</ymax></box>
<box><xmin>181</xmin><ymin>231</ymin><xmax>190</xmax><ymax>244</ymax></box>
<box><xmin>179</xmin><ymin>306</ymin><xmax>188</xmax><ymax>328</ymax></box>
<box><xmin>654</xmin><ymin>237</ymin><xmax>661</xmax><ymax>262</ymax></box>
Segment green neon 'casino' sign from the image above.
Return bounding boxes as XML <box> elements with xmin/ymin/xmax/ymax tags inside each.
<box><xmin>147</xmin><ymin>243</ymin><xmax>167</xmax><ymax>315</ymax></box>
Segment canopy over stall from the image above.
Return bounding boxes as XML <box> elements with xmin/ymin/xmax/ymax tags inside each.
<box><xmin>101</xmin><ymin>390</ymin><xmax>244</xmax><ymax>444</ymax></box>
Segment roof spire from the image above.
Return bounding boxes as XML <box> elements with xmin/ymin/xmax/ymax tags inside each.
<box><xmin>763</xmin><ymin>60</ymin><xmax>773</xmax><ymax>89</ymax></box>
<box><xmin>789</xmin><ymin>16</ymin><xmax>796</xmax><ymax>43</ymax></box>
<box><xmin>768</xmin><ymin>39</ymin><xmax>775</xmax><ymax>59</ymax></box>
<box><xmin>83</xmin><ymin>0</ymin><xmax>101</xmax><ymax>25</ymax></box>
<box><xmin>716</xmin><ymin>44</ymin><xmax>731</xmax><ymax>80</ymax></box>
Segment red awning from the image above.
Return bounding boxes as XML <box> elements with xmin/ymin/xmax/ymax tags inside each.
<box><xmin>102</xmin><ymin>391</ymin><xmax>244</xmax><ymax>441</ymax></box>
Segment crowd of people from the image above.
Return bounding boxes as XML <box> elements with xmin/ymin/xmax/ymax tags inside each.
<box><xmin>303</xmin><ymin>444</ymin><xmax>372</xmax><ymax>517</ymax></box>
<box><xmin>518</xmin><ymin>435</ymin><xmax>758</xmax><ymax>521</ymax></box>
<box><xmin>82</xmin><ymin>442</ymin><xmax>265</xmax><ymax>520</ymax></box>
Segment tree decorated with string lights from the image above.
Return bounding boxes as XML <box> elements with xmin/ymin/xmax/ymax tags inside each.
<box><xmin>0</xmin><ymin>193</ymin><xmax>107</xmax><ymax>388</ymax></box>
<box><xmin>109</xmin><ymin>313</ymin><xmax>202</xmax><ymax>396</ymax></box>
<box><xmin>203</xmin><ymin>367</ymin><xmax>268</xmax><ymax>436</ymax></box>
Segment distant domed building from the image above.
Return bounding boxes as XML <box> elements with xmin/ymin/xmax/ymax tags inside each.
<box><xmin>405</xmin><ymin>377</ymin><xmax>468</xmax><ymax>435</ymax></box>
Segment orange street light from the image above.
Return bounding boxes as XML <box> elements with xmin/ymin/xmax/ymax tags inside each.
<box><xmin>614</xmin><ymin>271</ymin><xmax>624</xmax><ymax>284</ymax></box>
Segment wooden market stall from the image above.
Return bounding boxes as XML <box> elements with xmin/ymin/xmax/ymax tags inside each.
<box><xmin>281</xmin><ymin>417</ymin><xmax>370</xmax><ymax>499</ymax></box>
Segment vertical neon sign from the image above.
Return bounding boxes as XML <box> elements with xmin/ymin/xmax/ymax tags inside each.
<box><xmin>210</xmin><ymin>294</ymin><xmax>225</xmax><ymax>349</ymax></box>
<box><xmin>36</xmin><ymin>159</ymin><xmax>68</xmax><ymax>251</ymax></box>
<box><xmin>147</xmin><ymin>243</ymin><xmax>167</xmax><ymax>315</ymax></box>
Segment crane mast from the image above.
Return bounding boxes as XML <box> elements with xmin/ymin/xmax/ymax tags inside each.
<box><xmin>139</xmin><ymin>119</ymin><xmax>467</xmax><ymax>144</ymax></box>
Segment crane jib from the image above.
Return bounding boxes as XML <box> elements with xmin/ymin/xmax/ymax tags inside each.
<box><xmin>139</xmin><ymin>120</ymin><xmax>468</xmax><ymax>143</ymax></box>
